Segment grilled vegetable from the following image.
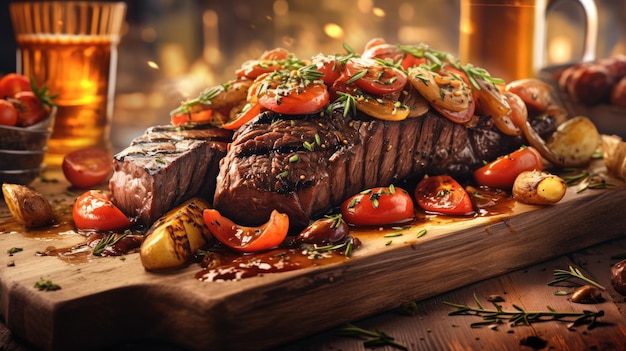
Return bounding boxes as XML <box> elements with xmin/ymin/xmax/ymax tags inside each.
<box><xmin>512</xmin><ymin>170</ymin><xmax>567</xmax><ymax>205</ymax></box>
<box><xmin>2</xmin><ymin>183</ymin><xmax>55</xmax><ymax>228</ymax></box>
<box><xmin>140</xmin><ymin>198</ymin><xmax>212</xmax><ymax>271</ymax></box>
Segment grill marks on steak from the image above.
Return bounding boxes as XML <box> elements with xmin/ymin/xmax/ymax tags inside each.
<box><xmin>213</xmin><ymin>105</ymin><xmax>524</xmax><ymax>230</ymax></box>
<box><xmin>109</xmin><ymin>125</ymin><xmax>232</xmax><ymax>226</ymax></box>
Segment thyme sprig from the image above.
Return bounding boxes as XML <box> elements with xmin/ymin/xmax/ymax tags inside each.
<box><xmin>445</xmin><ymin>293</ymin><xmax>604</xmax><ymax>329</ymax></box>
<box><xmin>548</xmin><ymin>265</ymin><xmax>606</xmax><ymax>290</ymax></box>
<box><xmin>337</xmin><ymin>324</ymin><xmax>408</xmax><ymax>351</ymax></box>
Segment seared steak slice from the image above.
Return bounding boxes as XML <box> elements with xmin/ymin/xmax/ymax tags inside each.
<box><xmin>109</xmin><ymin>125</ymin><xmax>231</xmax><ymax>226</ymax></box>
<box><xmin>213</xmin><ymin>105</ymin><xmax>525</xmax><ymax>230</ymax></box>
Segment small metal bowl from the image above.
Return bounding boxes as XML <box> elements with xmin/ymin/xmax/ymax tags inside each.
<box><xmin>0</xmin><ymin>107</ymin><xmax>56</xmax><ymax>185</ymax></box>
<box><xmin>0</xmin><ymin>149</ymin><xmax>46</xmax><ymax>171</ymax></box>
<box><xmin>0</xmin><ymin>167</ymin><xmax>44</xmax><ymax>186</ymax></box>
<box><xmin>0</xmin><ymin>107</ymin><xmax>56</xmax><ymax>151</ymax></box>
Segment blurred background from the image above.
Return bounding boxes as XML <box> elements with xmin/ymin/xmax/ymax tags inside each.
<box><xmin>1</xmin><ymin>0</ymin><xmax>625</xmax><ymax>152</ymax></box>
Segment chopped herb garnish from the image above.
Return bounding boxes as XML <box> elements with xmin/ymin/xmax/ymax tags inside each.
<box><xmin>8</xmin><ymin>247</ymin><xmax>23</xmax><ymax>255</ymax></box>
<box><xmin>34</xmin><ymin>278</ymin><xmax>61</xmax><ymax>291</ymax></box>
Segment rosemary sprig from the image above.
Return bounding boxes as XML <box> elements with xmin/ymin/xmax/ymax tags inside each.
<box><xmin>560</xmin><ymin>169</ymin><xmax>615</xmax><ymax>193</ymax></box>
<box><xmin>548</xmin><ymin>265</ymin><xmax>606</xmax><ymax>290</ymax></box>
<box><xmin>336</xmin><ymin>324</ymin><xmax>408</xmax><ymax>351</ymax></box>
<box><xmin>333</xmin><ymin>92</ymin><xmax>357</xmax><ymax>117</ymax></box>
<box><xmin>93</xmin><ymin>232</ymin><xmax>129</xmax><ymax>256</ymax></box>
<box><xmin>445</xmin><ymin>293</ymin><xmax>603</xmax><ymax>329</ymax></box>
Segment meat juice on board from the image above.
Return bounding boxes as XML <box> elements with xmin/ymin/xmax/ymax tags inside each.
<box><xmin>16</xmin><ymin>34</ymin><xmax>116</xmax><ymax>166</ymax></box>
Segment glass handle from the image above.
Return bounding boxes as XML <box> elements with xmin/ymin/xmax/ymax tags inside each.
<box><xmin>577</xmin><ymin>0</ymin><xmax>598</xmax><ymax>62</ymax></box>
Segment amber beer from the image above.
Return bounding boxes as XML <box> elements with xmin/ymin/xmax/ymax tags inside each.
<box><xmin>10</xmin><ymin>2</ymin><xmax>126</xmax><ymax>166</ymax></box>
<box><xmin>459</xmin><ymin>0</ymin><xmax>547</xmax><ymax>83</ymax></box>
<box><xmin>16</xmin><ymin>35</ymin><xmax>115</xmax><ymax>166</ymax></box>
<box><xmin>459</xmin><ymin>0</ymin><xmax>597</xmax><ymax>83</ymax></box>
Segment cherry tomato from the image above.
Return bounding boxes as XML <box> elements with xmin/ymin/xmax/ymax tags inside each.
<box><xmin>473</xmin><ymin>147</ymin><xmax>543</xmax><ymax>189</ymax></box>
<box><xmin>13</xmin><ymin>91</ymin><xmax>46</xmax><ymax>126</ymax></box>
<box><xmin>340</xmin><ymin>186</ymin><xmax>415</xmax><ymax>226</ymax></box>
<box><xmin>415</xmin><ymin>175</ymin><xmax>474</xmax><ymax>216</ymax></box>
<box><xmin>222</xmin><ymin>102</ymin><xmax>262</xmax><ymax>130</ymax></box>
<box><xmin>203</xmin><ymin>209</ymin><xmax>289</xmax><ymax>253</ymax></box>
<box><xmin>73</xmin><ymin>190</ymin><xmax>132</xmax><ymax>231</ymax></box>
<box><xmin>170</xmin><ymin>109</ymin><xmax>213</xmax><ymax>126</ymax></box>
<box><xmin>0</xmin><ymin>73</ymin><xmax>31</xmax><ymax>98</ymax></box>
<box><xmin>312</xmin><ymin>54</ymin><xmax>343</xmax><ymax>86</ymax></box>
<box><xmin>258</xmin><ymin>81</ymin><xmax>329</xmax><ymax>115</ymax></box>
<box><xmin>62</xmin><ymin>148</ymin><xmax>113</xmax><ymax>188</ymax></box>
<box><xmin>0</xmin><ymin>99</ymin><xmax>18</xmax><ymax>126</ymax></box>
<box><xmin>235</xmin><ymin>48</ymin><xmax>291</xmax><ymax>79</ymax></box>
<box><xmin>400</xmin><ymin>54</ymin><xmax>428</xmax><ymax>70</ymax></box>
<box><xmin>361</xmin><ymin>39</ymin><xmax>404</xmax><ymax>61</ymax></box>
<box><xmin>344</xmin><ymin>57</ymin><xmax>407</xmax><ymax>95</ymax></box>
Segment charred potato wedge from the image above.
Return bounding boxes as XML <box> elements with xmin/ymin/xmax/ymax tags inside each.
<box><xmin>512</xmin><ymin>170</ymin><xmax>567</xmax><ymax>205</ymax></box>
<box><xmin>140</xmin><ymin>198</ymin><xmax>212</xmax><ymax>271</ymax></box>
<box><xmin>2</xmin><ymin>183</ymin><xmax>55</xmax><ymax>228</ymax></box>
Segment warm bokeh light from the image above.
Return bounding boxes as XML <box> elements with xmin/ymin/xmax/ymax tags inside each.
<box><xmin>324</xmin><ymin>23</ymin><xmax>344</xmax><ymax>39</ymax></box>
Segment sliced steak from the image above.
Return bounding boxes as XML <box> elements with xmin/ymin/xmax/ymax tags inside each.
<box><xmin>213</xmin><ymin>105</ymin><xmax>528</xmax><ymax>230</ymax></box>
<box><xmin>109</xmin><ymin>124</ymin><xmax>232</xmax><ymax>226</ymax></box>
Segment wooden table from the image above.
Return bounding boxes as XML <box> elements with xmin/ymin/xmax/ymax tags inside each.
<box><xmin>1</xmin><ymin>165</ymin><xmax>626</xmax><ymax>350</ymax></box>
<box><xmin>1</xmin><ymin>236</ymin><xmax>625</xmax><ymax>351</ymax></box>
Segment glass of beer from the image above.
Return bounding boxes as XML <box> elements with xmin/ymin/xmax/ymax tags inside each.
<box><xmin>9</xmin><ymin>2</ymin><xmax>126</xmax><ymax>166</ymax></box>
<box><xmin>459</xmin><ymin>0</ymin><xmax>597</xmax><ymax>83</ymax></box>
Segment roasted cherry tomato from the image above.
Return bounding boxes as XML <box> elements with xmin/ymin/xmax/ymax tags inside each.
<box><xmin>203</xmin><ymin>209</ymin><xmax>289</xmax><ymax>253</ymax></box>
<box><xmin>312</xmin><ymin>54</ymin><xmax>343</xmax><ymax>86</ymax></box>
<box><xmin>13</xmin><ymin>91</ymin><xmax>46</xmax><ymax>126</ymax></box>
<box><xmin>0</xmin><ymin>99</ymin><xmax>18</xmax><ymax>126</ymax></box>
<box><xmin>0</xmin><ymin>73</ymin><xmax>31</xmax><ymax>98</ymax></box>
<box><xmin>473</xmin><ymin>146</ymin><xmax>543</xmax><ymax>188</ymax></box>
<box><xmin>296</xmin><ymin>215</ymin><xmax>349</xmax><ymax>245</ymax></box>
<box><xmin>340</xmin><ymin>186</ymin><xmax>415</xmax><ymax>226</ymax></box>
<box><xmin>415</xmin><ymin>175</ymin><xmax>474</xmax><ymax>216</ymax></box>
<box><xmin>222</xmin><ymin>102</ymin><xmax>262</xmax><ymax>130</ymax></box>
<box><xmin>235</xmin><ymin>48</ymin><xmax>291</xmax><ymax>79</ymax></box>
<box><xmin>170</xmin><ymin>109</ymin><xmax>213</xmax><ymax>126</ymax></box>
<box><xmin>73</xmin><ymin>190</ymin><xmax>132</xmax><ymax>231</ymax></box>
<box><xmin>258</xmin><ymin>80</ymin><xmax>329</xmax><ymax>115</ymax></box>
<box><xmin>344</xmin><ymin>57</ymin><xmax>408</xmax><ymax>95</ymax></box>
<box><xmin>62</xmin><ymin>148</ymin><xmax>113</xmax><ymax>188</ymax></box>
<box><xmin>400</xmin><ymin>54</ymin><xmax>428</xmax><ymax>70</ymax></box>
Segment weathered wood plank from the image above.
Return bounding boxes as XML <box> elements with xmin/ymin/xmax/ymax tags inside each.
<box><xmin>1</xmin><ymin>167</ymin><xmax>625</xmax><ymax>350</ymax></box>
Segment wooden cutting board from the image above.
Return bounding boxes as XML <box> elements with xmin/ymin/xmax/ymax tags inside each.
<box><xmin>1</xmin><ymin>165</ymin><xmax>625</xmax><ymax>351</ymax></box>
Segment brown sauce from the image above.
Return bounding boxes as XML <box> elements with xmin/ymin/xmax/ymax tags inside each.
<box><xmin>2</xmin><ymin>185</ymin><xmax>515</xmax><ymax>280</ymax></box>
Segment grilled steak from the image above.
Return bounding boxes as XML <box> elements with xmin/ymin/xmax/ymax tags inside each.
<box><xmin>109</xmin><ymin>124</ymin><xmax>232</xmax><ymax>226</ymax></box>
<box><xmin>213</xmin><ymin>104</ymin><xmax>534</xmax><ymax>230</ymax></box>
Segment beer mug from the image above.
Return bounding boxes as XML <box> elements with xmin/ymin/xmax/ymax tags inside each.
<box><xmin>10</xmin><ymin>2</ymin><xmax>126</xmax><ymax>166</ymax></box>
<box><xmin>459</xmin><ymin>0</ymin><xmax>598</xmax><ymax>83</ymax></box>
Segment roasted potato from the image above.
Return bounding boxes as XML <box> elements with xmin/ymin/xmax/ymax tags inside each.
<box><xmin>546</xmin><ymin>116</ymin><xmax>600</xmax><ymax>167</ymax></box>
<box><xmin>140</xmin><ymin>197</ymin><xmax>212</xmax><ymax>271</ymax></box>
<box><xmin>512</xmin><ymin>170</ymin><xmax>567</xmax><ymax>205</ymax></box>
<box><xmin>2</xmin><ymin>183</ymin><xmax>55</xmax><ymax>228</ymax></box>
<box><xmin>601</xmin><ymin>134</ymin><xmax>626</xmax><ymax>180</ymax></box>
